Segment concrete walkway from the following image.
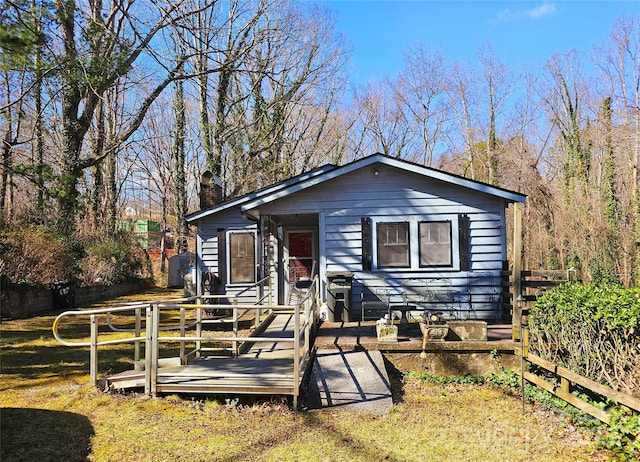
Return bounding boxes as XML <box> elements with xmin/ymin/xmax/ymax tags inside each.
<box><xmin>306</xmin><ymin>349</ymin><xmax>393</xmax><ymax>415</ymax></box>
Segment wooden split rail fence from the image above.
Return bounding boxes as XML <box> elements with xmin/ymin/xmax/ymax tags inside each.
<box><xmin>514</xmin><ymin>269</ymin><xmax>639</xmax><ymax>424</ymax></box>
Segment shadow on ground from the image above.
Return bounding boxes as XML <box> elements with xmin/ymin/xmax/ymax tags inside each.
<box><xmin>1</xmin><ymin>408</ymin><xmax>94</xmax><ymax>462</ymax></box>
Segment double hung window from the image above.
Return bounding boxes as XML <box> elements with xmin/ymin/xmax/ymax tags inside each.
<box><xmin>376</xmin><ymin>222</ymin><xmax>410</xmax><ymax>268</ymax></box>
<box><xmin>419</xmin><ymin>221</ymin><xmax>452</xmax><ymax>267</ymax></box>
<box><xmin>228</xmin><ymin>231</ymin><xmax>256</xmax><ymax>284</ymax></box>
<box><xmin>372</xmin><ymin>218</ymin><xmax>458</xmax><ymax>270</ymax></box>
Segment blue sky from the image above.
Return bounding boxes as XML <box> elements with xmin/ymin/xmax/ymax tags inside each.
<box><xmin>317</xmin><ymin>1</ymin><xmax>640</xmax><ymax>84</ymax></box>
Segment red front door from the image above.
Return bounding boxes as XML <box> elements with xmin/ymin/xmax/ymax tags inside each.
<box><xmin>286</xmin><ymin>230</ymin><xmax>315</xmax><ymax>283</ymax></box>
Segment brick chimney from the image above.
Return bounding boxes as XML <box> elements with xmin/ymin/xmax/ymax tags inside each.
<box><xmin>199</xmin><ymin>171</ymin><xmax>223</xmax><ymax>209</ymax></box>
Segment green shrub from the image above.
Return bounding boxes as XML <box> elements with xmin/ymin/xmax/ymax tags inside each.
<box><xmin>0</xmin><ymin>226</ymin><xmax>149</xmax><ymax>288</ymax></box>
<box><xmin>597</xmin><ymin>407</ymin><xmax>640</xmax><ymax>460</ymax></box>
<box><xmin>530</xmin><ymin>282</ymin><xmax>640</xmax><ymax>398</ymax></box>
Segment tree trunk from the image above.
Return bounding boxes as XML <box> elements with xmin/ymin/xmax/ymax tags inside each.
<box><xmin>172</xmin><ymin>57</ymin><xmax>188</xmax><ymax>254</ymax></box>
<box><xmin>1</xmin><ymin>127</ymin><xmax>12</xmax><ymax>219</ymax></box>
<box><xmin>91</xmin><ymin>101</ymin><xmax>105</xmax><ymax>231</ymax></box>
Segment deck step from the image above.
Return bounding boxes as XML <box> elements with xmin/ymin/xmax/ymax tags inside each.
<box><xmin>133</xmin><ymin>356</ymin><xmax>182</xmax><ymax>371</ymax></box>
<box><xmin>100</xmin><ymin>370</ymin><xmax>145</xmax><ymax>390</ymax></box>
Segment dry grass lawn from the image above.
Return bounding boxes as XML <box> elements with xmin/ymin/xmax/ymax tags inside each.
<box><xmin>1</xmin><ymin>289</ymin><xmax>609</xmax><ymax>461</ymax></box>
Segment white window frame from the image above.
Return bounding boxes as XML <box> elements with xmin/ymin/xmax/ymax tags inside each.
<box><xmin>419</xmin><ymin>220</ymin><xmax>453</xmax><ymax>268</ymax></box>
<box><xmin>372</xmin><ymin>216</ymin><xmax>459</xmax><ymax>271</ymax></box>
<box><xmin>375</xmin><ymin>221</ymin><xmax>410</xmax><ymax>269</ymax></box>
<box><xmin>226</xmin><ymin>230</ymin><xmax>257</xmax><ymax>285</ymax></box>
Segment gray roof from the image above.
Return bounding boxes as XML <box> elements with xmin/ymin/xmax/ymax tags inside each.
<box><xmin>185</xmin><ymin>153</ymin><xmax>526</xmax><ymax>223</ymax></box>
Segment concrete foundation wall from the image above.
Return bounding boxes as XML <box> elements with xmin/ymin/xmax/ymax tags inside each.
<box><xmin>386</xmin><ymin>351</ymin><xmax>518</xmax><ymax>376</ymax></box>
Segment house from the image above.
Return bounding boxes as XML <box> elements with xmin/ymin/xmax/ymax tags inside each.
<box><xmin>185</xmin><ymin>153</ymin><xmax>526</xmax><ymax>322</ymax></box>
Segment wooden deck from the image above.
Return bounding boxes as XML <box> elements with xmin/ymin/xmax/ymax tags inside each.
<box><xmin>98</xmin><ymin>303</ymin><xmax>516</xmax><ymax>410</ymax></box>
<box><xmin>103</xmin><ymin>312</ymin><xmax>309</xmax><ymax>399</ymax></box>
<box><xmin>105</xmin><ymin>319</ymin><xmax>515</xmax><ymax>392</ymax></box>
<box><xmin>315</xmin><ymin>321</ymin><xmax>515</xmax><ymax>352</ymax></box>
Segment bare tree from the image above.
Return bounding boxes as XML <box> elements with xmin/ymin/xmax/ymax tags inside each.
<box><xmin>351</xmin><ymin>80</ymin><xmax>412</xmax><ymax>158</ymax></box>
<box><xmin>206</xmin><ymin>1</ymin><xmax>347</xmax><ymax>195</ymax></box>
<box><xmin>2</xmin><ymin>0</ymin><xmax>220</xmax><ymax>234</ymax></box>
<box><xmin>396</xmin><ymin>44</ymin><xmax>450</xmax><ymax>166</ymax></box>
<box><xmin>594</xmin><ymin>14</ymin><xmax>640</xmax><ymax>284</ymax></box>
<box><xmin>447</xmin><ymin>61</ymin><xmax>480</xmax><ymax>179</ymax></box>
<box><xmin>125</xmin><ymin>93</ymin><xmax>175</xmax><ymax>273</ymax></box>
<box><xmin>542</xmin><ymin>52</ymin><xmax>593</xmax><ymax>197</ymax></box>
<box><xmin>243</xmin><ymin>2</ymin><xmax>348</xmax><ymax>183</ymax></box>
<box><xmin>477</xmin><ymin>44</ymin><xmax>514</xmax><ymax>185</ymax></box>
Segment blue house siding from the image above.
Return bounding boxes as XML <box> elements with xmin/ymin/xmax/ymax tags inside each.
<box><xmin>186</xmin><ymin>154</ymin><xmax>525</xmax><ymax>321</ymax></box>
<box><xmin>196</xmin><ymin>210</ymin><xmax>259</xmax><ymax>305</ymax></box>
<box><xmin>252</xmin><ymin>165</ymin><xmax>508</xmax><ymax>320</ymax></box>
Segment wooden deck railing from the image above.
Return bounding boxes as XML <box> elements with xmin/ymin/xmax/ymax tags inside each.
<box><xmin>52</xmin><ymin>277</ymin><xmax>320</xmax><ymax>407</ymax></box>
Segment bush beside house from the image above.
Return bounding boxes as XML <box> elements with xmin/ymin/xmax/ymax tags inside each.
<box><xmin>0</xmin><ymin>226</ymin><xmax>152</xmax><ymax>319</ymax></box>
<box><xmin>529</xmin><ymin>282</ymin><xmax>640</xmax><ymax>399</ymax></box>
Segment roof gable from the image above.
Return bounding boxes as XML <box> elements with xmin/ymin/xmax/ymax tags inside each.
<box><xmin>185</xmin><ymin>162</ymin><xmax>337</xmax><ymax>222</ymax></box>
<box><xmin>186</xmin><ymin>153</ymin><xmax>526</xmax><ymax>223</ymax></box>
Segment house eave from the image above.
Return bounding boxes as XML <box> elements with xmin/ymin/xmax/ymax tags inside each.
<box><xmin>239</xmin><ymin>154</ymin><xmax>526</xmax><ymax>213</ymax></box>
<box><xmin>185</xmin><ymin>163</ymin><xmax>337</xmax><ymax>223</ymax></box>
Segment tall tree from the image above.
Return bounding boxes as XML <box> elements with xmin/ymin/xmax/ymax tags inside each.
<box><xmin>598</xmin><ymin>96</ymin><xmax>621</xmax><ymax>281</ymax></box>
<box><xmin>478</xmin><ymin>44</ymin><xmax>512</xmax><ymax>185</ymax></box>
<box><xmin>244</xmin><ymin>2</ymin><xmax>348</xmax><ymax>183</ymax></box>
<box><xmin>171</xmin><ymin>52</ymin><xmax>188</xmax><ymax>254</ymax></box>
<box><xmin>595</xmin><ymin>15</ymin><xmax>640</xmax><ymax>285</ymax></box>
<box><xmin>208</xmin><ymin>1</ymin><xmax>347</xmax><ymax>195</ymax></box>
<box><xmin>0</xmin><ymin>0</ymin><xmax>44</xmax><ymax>221</ymax></box>
<box><xmin>351</xmin><ymin>80</ymin><xmax>411</xmax><ymax>159</ymax></box>
<box><xmin>543</xmin><ymin>52</ymin><xmax>592</xmax><ymax>197</ymax></box>
<box><xmin>3</xmin><ymin>0</ymin><xmax>216</xmax><ymax>234</ymax></box>
<box><xmin>396</xmin><ymin>44</ymin><xmax>449</xmax><ymax>167</ymax></box>
<box><xmin>211</xmin><ymin>0</ymin><xmax>265</xmax><ymax>184</ymax></box>
<box><xmin>448</xmin><ymin>61</ymin><xmax>480</xmax><ymax>179</ymax></box>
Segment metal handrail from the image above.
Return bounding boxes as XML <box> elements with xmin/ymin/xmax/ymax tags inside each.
<box><xmin>53</xmin><ymin>304</ymin><xmax>150</xmax><ymax>347</ymax></box>
<box><xmin>104</xmin><ymin>297</ymin><xmax>198</xmax><ymax>332</ymax></box>
<box><xmin>233</xmin><ymin>275</ymin><xmax>271</xmax><ymax>297</ymax></box>
<box><xmin>51</xmin><ymin>275</ymin><xmax>319</xmax><ymax>406</ymax></box>
<box><xmin>52</xmin><ymin>304</ymin><xmax>155</xmax><ymax>386</ymax></box>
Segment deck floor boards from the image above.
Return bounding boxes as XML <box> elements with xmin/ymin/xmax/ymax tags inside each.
<box><xmin>315</xmin><ymin>321</ymin><xmax>514</xmax><ymax>351</ymax></box>
<box><xmin>106</xmin><ymin>312</ymin><xmax>303</xmax><ymax>395</ymax></box>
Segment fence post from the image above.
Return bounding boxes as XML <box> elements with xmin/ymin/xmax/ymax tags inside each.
<box><xmin>150</xmin><ymin>302</ymin><xmax>160</xmax><ymax>397</ymax></box>
<box><xmin>233</xmin><ymin>297</ymin><xmax>239</xmax><ymax>356</ymax></box>
<box><xmin>304</xmin><ymin>298</ymin><xmax>310</xmax><ymax>355</ymax></box>
<box><xmin>134</xmin><ymin>307</ymin><xmax>141</xmax><ymax>363</ymax></box>
<box><xmin>90</xmin><ymin>314</ymin><xmax>98</xmax><ymax>387</ymax></box>
<box><xmin>180</xmin><ymin>306</ymin><xmax>186</xmax><ymax>364</ymax></box>
<box><xmin>255</xmin><ymin>281</ymin><xmax>262</xmax><ymax>329</ymax></box>
<box><xmin>196</xmin><ymin>301</ymin><xmax>202</xmax><ymax>359</ymax></box>
<box><xmin>293</xmin><ymin>294</ymin><xmax>301</xmax><ymax>411</ymax></box>
<box><xmin>145</xmin><ymin>306</ymin><xmax>152</xmax><ymax>395</ymax></box>
<box><xmin>512</xmin><ymin>202</ymin><xmax>523</xmax><ymax>341</ymax></box>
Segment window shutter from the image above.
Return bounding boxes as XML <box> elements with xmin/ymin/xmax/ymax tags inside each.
<box><xmin>361</xmin><ymin>217</ymin><xmax>372</xmax><ymax>271</ymax></box>
<box><xmin>217</xmin><ymin>228</ymin><xmax>227</xmax><ymax>285</ymax></box>
<box><xmin>458</xmin><ymin>214</ymin><xmax>470</xmax><ymax>271</ymax></box>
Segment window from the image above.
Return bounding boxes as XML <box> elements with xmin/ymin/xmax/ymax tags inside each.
<box><xmin>366</xmin><ymin>216</ymin><xmax>460</xmax><ymax>271</ymax></box>
<box><xmin>376</xmin><ymin>222</ymin><xmax>410</xmax><ymax>268</ymax></box>
<box><xmin>419</xmin><ymin>221</ymin><xmax>452</xmax><ymax>267</ymax></box>
<box><xmin>228</xmin><ymin>232</ymin><xmax>256</xmax><ymax>283</ymax></box>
